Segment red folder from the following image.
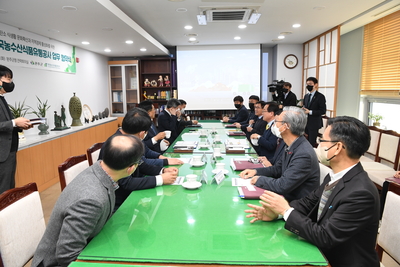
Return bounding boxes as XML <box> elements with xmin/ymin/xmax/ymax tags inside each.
<box><xmin>225</xmin><ymin>124</ymin><xmax>239</xmax><ymax>128</ymax></box>
<box><xmin>238</xmin><ymin>186</ymin><xmax>266</xmax><ymax>199</ymax></box>
<box><xmin>231</xmin><ymin>159</ymin><xmax>263</xmax><ymax>171</ymax></box>
<box><xmin>227</xmin><ymin>131</ymin><xmax>246</xmax><ymax>136</ymax></box>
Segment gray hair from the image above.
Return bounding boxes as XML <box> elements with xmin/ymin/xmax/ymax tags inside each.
<box><xmin>282</xmin><ymin>106</ymin><xmax>307</xmax><ymax>136</ymax></box>
<box><xmin>166</xmin><ymin>99</ymin><xmax>181</xmax><ymax>109</ymax></box>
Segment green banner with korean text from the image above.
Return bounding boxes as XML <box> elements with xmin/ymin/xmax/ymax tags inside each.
<box><xmin>0</xmin><ymin>22</ymin><xmax>76</xmax><ymax>73</ymax></box>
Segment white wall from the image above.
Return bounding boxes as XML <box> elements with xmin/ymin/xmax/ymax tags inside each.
<box><xmin>4</xmin><ymin>47</ymin><xmax>109</xmax><ymax>135</ymax></box>
<box><xmin>273</xmin><ymin>44</ymin><xmax>304</xmax><ymax>101</ymax></box>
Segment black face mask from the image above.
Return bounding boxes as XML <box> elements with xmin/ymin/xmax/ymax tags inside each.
<box><xmin>306</xmin><ymin>85</ymin><xmax>314</xmax><ymax>92</ymax></box>
<box><xmin>234</xmin><ymin>104</ymin><xmax>241</xmax><ymax>109</ymax></box>
<box><xmin>249</xmin><ymin>103</ymin><xmax>255</xmax><ymax>111</ymax></box>
<box><xmin>282</xmin><ymin>88</ymin><xmax>288</xmax><ymax>93</ymax></box>
<box><xmin>0</xmin><ymin>81</ymin><xmax>15</xmax><ymax>93</ymax></box>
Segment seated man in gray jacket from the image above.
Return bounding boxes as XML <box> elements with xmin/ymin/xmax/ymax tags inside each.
<box><xmin>240</xmin><ymin>106</ymin><xmax>319</xmax><ymax>202</ymax></box>
<box><xmin>32</xmin><ymin>134</ymin><xmax>144</xmax><ymax>267</ymax></box>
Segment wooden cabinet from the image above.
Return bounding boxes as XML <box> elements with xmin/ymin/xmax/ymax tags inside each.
<box><xmin>139</xmin><ymin>57</ymin><xmax>177</xmax><ymax>105</ymax></box>
<box><xmin>108</xmin><ymin>60</ymin><xmax>139</xmax><ymax>116</ymax></box>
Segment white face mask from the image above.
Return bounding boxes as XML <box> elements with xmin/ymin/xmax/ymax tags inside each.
<box><xmin>141</xmin><ymin>132</ymin><xmax>148</xmax><ymax>140</ymax></box>
<box><xmin>271</xmin><ymin>124</ymin><xmax>282</xmax><ymax>138</ymax></box>
<box><xmin>316</xmin><ymin>143</ymin><xmax>337</xmax><ymax>166</ymax></box>
<box><xmin>181</xmin><ymin>108</ymin><xmax>185</xmax><ymax>113</ymax></box>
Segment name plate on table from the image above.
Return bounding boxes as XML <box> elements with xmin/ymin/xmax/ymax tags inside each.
<box><xmin>173</xmin><ymin>148</ymin><xmax>194</xmax><ymax>153</ymax></box>
<box><xmin>230</xmin><ymin>158</ymin><xmax>263</xmax><ymax>171</ymax></box>
<box><xmin>212</xmin><ymin>170</ymin><xmax>226</xmax><ymax>185</ymax></box>
<box><xmin>200</xmin><ymin>169</ymin><xmax>208</xmax><ymax>184</ymax></box>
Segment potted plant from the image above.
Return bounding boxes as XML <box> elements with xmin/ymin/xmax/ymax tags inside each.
<box><xmin>29</xmin><ymin>96</ymin><xmax>51</xmax><ymax>135</ymax></box>
<box><xmin>8</xmin><ymin>99</ymin><xmax>31</xmax><ymax>139</ymax></box>
<box><xmin>368</xmin><ymin>112</ymin><xmax>383</xmax><ymax>127</ymax></box>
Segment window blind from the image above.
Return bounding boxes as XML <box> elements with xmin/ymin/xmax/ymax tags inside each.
<box><xmin>361</xmin><ymin>10</ymin><xmax>400</xmax><ymax>95</ymax></box>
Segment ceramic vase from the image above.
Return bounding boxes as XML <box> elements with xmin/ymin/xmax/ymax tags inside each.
<box><xmin>69</xmin><ymin>93</ymin><xmax>83</xmax><ymax>126</ymax></box>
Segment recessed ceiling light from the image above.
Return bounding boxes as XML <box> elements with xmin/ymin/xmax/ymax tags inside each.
<box><xmin>62</xmin><ymin>6</ymin><xmax>77</xmax><ymax>11</ymax></box>
<box><xmin>125</xmin><ymin>40</ymin><xmax>134</xmax><ymax>44</ymax></box>
<box><xmin>278</xmin><ymin>35</ymin><xmax>285</xmax><ymax>39</ymax></box>
<box><xmin>104</xmin><ymin>48</ymin><xmax>111</xmax><ymax>52</ymax></box>
<box><xmin>140</xmin><ymin>48</ymin><xmax>147</xmax><ymax>52</ymax></box>
<box><xmin>176</xmin><ymin>8</ymin><xmax>187</xmax><ymax>12</ymax></box>
<box><xmin>184</xmin><ymin>25</ymin><xmax>193</xmax><ymax>30</ymax></box>
<box><xmin>102</xmin><ymin>27</ymin><xmax>113</xmax><ymax>31</ymax></box>
<box><xmin>189</xmin><ymin>37</ymin><xmax>196</xmax><ymax>41</ymax></box>
<box><xmin>82</xmin><ymin>41</ymin><xmax>90</xmax><ymax>45</ymax></box>
<box><xmin>0</xmin><ymin>9</ymin><xmax>8</xmax><ymax>14</ymax></box>
<box><xmin>292</xmin><ymin>24</ymin><xmax>301</xmax><ymax>28</ymax></box>
<box><xmin>234</xmin><ymin>36</ymin><xmax>241</xmax><ymax>40</ymax></box>
<box><xmin>238</xmin><ymin>25</ymin><xmax>247</xmax><ymax>29</ymax></box>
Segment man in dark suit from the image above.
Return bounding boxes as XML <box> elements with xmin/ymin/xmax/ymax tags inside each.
<box><xmin>250</xmin><ymin>102</ymin><xmax>279</xmax><ymax>160</ymax></box>
<box><xmin>281</xmin><ymin>82</ymin><xmax>297</xmax><ymax>108</ymax></box>
<box><xmin>157</xmin><ymin>98</ymin><xmax>181</xmax><ymax>144</ymax></box>
<box><xmin>222</xmin><ymin>95</ymin><xmax>249</xmax><ymax>124</ymax></box>
<box><xmin>0</xmin><ymin>65</ymin><xmax>33</xmax><ymax>194</ymax></box>
<box><xmin>32</xmin><ymin>134</ymin><xmax>144</xmax><ymax>267</ymax></box>
<box><xmin>245</xmin><ymin>116</ymin><xmax>380</xmax><ymax>267</ymax></box>
<box><xmin>302</xmin><ymin>77</ymin><xmax>326</xmax><ymax>147</ymax></box>
<box><xmin>234</xmin><ymin>95</ymin><xmax>259</xmax><ymax>128</ymax></box>
<box><xmin>176</xmin><ymin>99</ymin><xmax>199</xmax><ymax>133</ymax></box>
<box><xmin>139</xmin><ymin>100</ymin><xmax>168</xmax><ymax>153</ymax></box>
<box><xmin>243</xmin><ymin>101</ymin><xmax>267</xmax><ymax>140</ymax></box>
<box><xmin>240</xmin><ymin>106</ymin><xmax>320</xmax><ymax>202</ymax></box>
<box><xmin>99</xmin><ymin>108</ymin><xmax>180</xmax><ymax>210</ymax></box>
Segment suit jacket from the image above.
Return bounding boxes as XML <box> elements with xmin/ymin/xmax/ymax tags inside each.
<box><xmin>242</xmin><ymin>116</ymin><xmax>267</xmax><ymax>137</ymax></box>
<box><xmin>304</xmin><ymin>91</ymin><xmax>326</xmax><ymax>130</ymax></box>
<box><xmin>228</xmin><ymin>105</ymin><xmax>249</xmax><ymax>124</ymax></box>
<box><xmin>143</xmin><ymin>123</ymin><xmax>163</xmax><ymax>153</ymax></box>
<box><xmin>32</xmin><ymin>162</ymin><xmax>115</xmax><ymax>267</ymax></box>
<box><xmin>282</xmin><ymin>91</ymin><xmax>297</xmax><ymax>107</ymax></box>
<box><xmin>270</xmin><ymin>139</ymin><xmax>285</xmax><ymax>165</ymax></box>
<box><xmin>285</xmin><ymin>163</ymin><xmax>380</xmax><ymax>267</ymax></box>
<box><xmin>0</xmin><ymin>95</ymin><xmax>17</xmax><ymax>162</ymax></box>
<box><xmin>157</xmin><ymin>110</ymin><xmax>179</xmax><ymax>144</ymax></box>
<box><xmin>256</xmin><ymin>122</ymin><xmax>278</xmax><ymax>160</ymax></box>
<box><xmin>254</xmin><ymin>136</ymin><xmax>320</xmax><ymax>202</ymax></box>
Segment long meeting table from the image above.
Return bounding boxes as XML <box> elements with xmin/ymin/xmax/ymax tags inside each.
<box><xmin>77</xmin><ymin>121</ymin><xmax>329</xmax><ymax>267</ymax></box>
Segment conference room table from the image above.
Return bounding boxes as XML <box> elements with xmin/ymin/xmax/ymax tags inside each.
<box><xmin>77</xmin><ymin>121</ymin><xmax>328</xmax><ymax>267</ymax></box>
<box><xmin>164</xmin><ymin>125</ymin><xmax>258</xmax><ymax>154</ymax></box>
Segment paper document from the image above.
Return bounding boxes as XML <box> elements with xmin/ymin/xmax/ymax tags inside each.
<box><xmin>172</xmin><ymin>176</ymin><xmax>185</xmax><ymax>185</ymax></box>
<box><xmin>231</xmin><ymin>177</ymin><xmax>252</xmax><ymax>186</ymax></box>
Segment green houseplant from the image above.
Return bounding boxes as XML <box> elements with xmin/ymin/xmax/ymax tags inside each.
<box><xmin>29</xmin><ymin>96</ymin><xmax>51</xmax><ymax>135</ymax></box>
<box><xmin>8</xmin><ymin>98</ymin><xmax>30</xmax><ymax>118</ymax></box>
<box><xmin>368</xmin><ymin>112</ymin><xmax>383</xmax><ymax>127</ymax></box>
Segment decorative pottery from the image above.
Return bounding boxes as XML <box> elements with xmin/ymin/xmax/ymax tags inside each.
<box><xmin>38</xmin><ymin>118</ymin><xmax>49</xmax><ymax>135</ymax></box>
<box><xmin>69</xmin><ymin>93</ymin><xmax>83</xmax><ymax>126</ymax></box>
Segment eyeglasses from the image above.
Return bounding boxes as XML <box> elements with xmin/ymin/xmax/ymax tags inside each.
<box><xmin>275</xmin><ymin>120</ymin><xmax>286</xmax><ymax>124</ymax></box>
<box><xmin>318</xmin><ymin>138</ymin><xmax>340</xmax><ymax>143</ymax></box>
<box><xmin>134</xmin><ymin>159</ymin><xmax>144</xmax><ymax>166</ymax></box>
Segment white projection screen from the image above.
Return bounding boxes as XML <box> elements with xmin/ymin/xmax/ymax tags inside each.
<box><xmin>177</xmin><ymin>45</ymin><xmax>261</xmax><ymax>110</ymax></box>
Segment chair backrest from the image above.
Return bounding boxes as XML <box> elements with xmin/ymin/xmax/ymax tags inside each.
<box><xmin>377</xmin><ymin>182</ymin><xmax>400</xmax><ymax>265</ymax></box>
<box><xmin>87</xmin><ymin>142</ymin><xmax>104</xmax><ymax>166</ymax></box>
<box><xmin>0</xmin><ymin>183</ymin><xmax>46</xmax><ymax>267</ymax></box>
<box><xmin>318</xmin><ymin>115</ymin><xmax>329</xmax><ymax>136</ymax></box>
<box><xmin>377</xmin><ymin>130</ymin><xmax>400</xmax><ymax>169</ymax></box>
<box><xmin>58</xmin><ymin>154</ymin><xmax>89</xmax><ymax>191</ymax></box>
<box><xmin>367</xmin><ymin>126</ymin><xmax>383</xmax><ymax>157</ymax></box>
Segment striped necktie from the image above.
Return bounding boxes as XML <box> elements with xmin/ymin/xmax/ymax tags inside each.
<box><xmin>266</xmin><ymin>124</ymin><xmax>270</xmax><ymax>130</ymax></box>
<box><xmin>317</xmin><ymin>179</ymin><xmax>340</xmax><ymax>220</ymax></box>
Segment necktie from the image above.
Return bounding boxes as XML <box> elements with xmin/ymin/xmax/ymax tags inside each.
<box><xmin>266</xmin><ymin>124</ymin><xmax>270</xmax><ymax>130</ymax></box>
<box><xmin>317</xmin><ymin>179</ymin><xmax>340</xmax><ymax>220</ymax></box>
<box><xmin>307</xmin><ymin>94</ymin><xmax>312</xmax><ymax>108</ymax></box>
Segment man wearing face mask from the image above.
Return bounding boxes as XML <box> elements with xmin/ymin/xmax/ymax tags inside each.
<box><xmin>245</xmin><ymin>116</ymin><xmax>380</xmax><ymax>267</ymax></box>
<box><xmin>302</xmin><ymin>77</ymin><xmax>326</xmax><ymax>147</ymax></box>
<box><xmin>233</xmin><ymin>95</ymin><xmax>259</xmax><ymax>128</ymax></box>
<box><xmin>222</xmin><ymin>95</ymin><xmax>249</xmax><ymax>124</ymax></box>
<box><xmin>158</xmin><ymin>98</ymin><xmax>181</xmax><ymax>144</ymax></box>
<box><xmin>280</xmin><ymin>82</ymin><xmax>297</xmax><ymax>108</ymax></box>
<box><xmin>240</xmin><ymin>106</ymin><xmax>319</xmax><ymax>202</ymax></box>
<box><xmin>0</xmin><ymin>65</ymin><xmax>33</xmax><ymax>194</ymax></box>
<box><xmin>176</xmin><ymin>99</ymin><xmax>198</xmax><ymax>133</ymax></box>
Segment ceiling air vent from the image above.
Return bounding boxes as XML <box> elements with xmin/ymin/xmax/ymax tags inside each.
<box><xmin>205</xmin><ymin>8</ymin><xmax>253</xmax><ymax>22</ymax></box>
